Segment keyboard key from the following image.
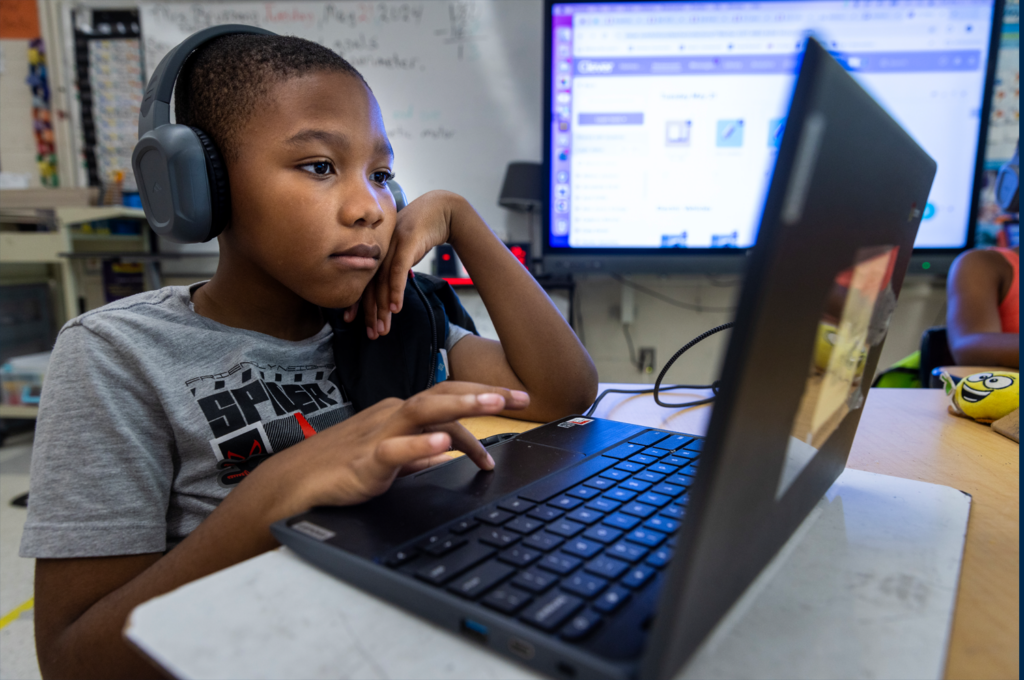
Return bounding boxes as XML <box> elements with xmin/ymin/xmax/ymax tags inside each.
<box><xmin>528</xmin><ymin>505</ymin><xmax>564</xmax><ymax>522</ymax></box>
<box><xmin>665</xmin><ymin>474</ymin><xmax>695</xmax><ymax>488</ymax></box>
<box><xmin>600</xmin><ymin>469</ymin><xmax>631</xmax><ymax>482</ymax></box>
<box><xmin>619</xmin><ymin>479</ymin><xmax>652</xmax><ymax>493</ymax></box>
<box><xmin>425</xmin><ymin>535</ymin><xmax>467</xmax><ymax>556</ymax></box>
<box><xmin>662</xmin><ymin>456</ymin><xmax>690</xmax><ymax>467</ymax></box>
<box><xmin>652</xmin><ymin>435</ymin><xmax>694</xmax><ymax>451</ymax></box>
<box><xmin>626</xmin><ymin>528</ymin><xmax>667</xmax><ymax>548</ymax></box>
<box><xmin>480</xmin><ymin>527</ymin><xmax>520</xmax><ymax>547</ymax></box>
<box><xmin>562</xmin><ymin>537</ymin><xmax>604</xmax><ymax>559</ymax></box>
<box><xmin>567</xmin><ymin>485</ymin><xmax>600</xmax><ymax>500</ymax></box>
<box><xmin>629</xmin><ymin>431</ymin><xmax>671</xmax><ymax>447</ymax></box>
<box><xmin>600</xmin><ymin>442</ymin><xmax>644</xmax><ymax>459</ymax></box>
<box><xmin>567</xmin><ymin>507</ymin><xmax>603</xmax><ymax>525</ymax></box>
<box><xmin>635</xmin><ymin>471</ymin><xmax>665</xmax><ymax>484</ymax></box>
<box><xmin>499</xmin><ymin>498</ymin><xmax>536</xmax><ymax>514</ymax></box>
<box><xmin>477</xmin><ymin>508</ymin><xmax>514</xmax><ymax>525</ymax></box>
<box><xmin>622</xmin><ymin>564</ymin><xmax>656</xmax><ymax>588</ymax></box>
<box><xmin>681</xmin><ymin>438</ymin><xmax>704</xmax><ymax>452</ymax></box>
<box><xmin>604</xmin><ymin>488</ymin><xmax>637</xmax><ymax>503</ymax></box>
<box><xmin>518</xmin><ymin>455</ymin><xmax>619</xmax><ymax>503</ymax></box>
<box><xmin>560</xmin><ymin>609</ymin><xmax>603</xmax><ymax>640</ymax></box>
<box><xmin>450</xmin><ymin>518</ymin><xmax>479</xmax><ymax>535</ymax></box>
<box><xmin>417</xmin><ymin>532</ymin><xmax>447</xmax><ymax>549</ymax></box>
<box><xmin>505</xmin><ymin>516</ymin><xmax>544</xmax><ymax>535</ymax></box>
<box><xmin>614</xmin><ymin>461</ymin><xmax>644</xmax><ymax>473</ymax></box>
<box><xmin>587</xmin><ymin>497</ymin><xmax>621</xmax><ymax>513</ymax></box>
<box><xmin>583</xmin><ymin>477</ymin><xmax>615</xmax><ymax>491</ymax></box>
<box><xmin>562</xmin><ymin>572</ymin><xmax>608</xmax><ymax>598</ymax></box>
<box><xmin>628</xmin><ymin>453</ymin><xmax>659</xmax><ymax>465</ymax></box>
<box><xmin>648</xmin><ymin>463</ymin><xmax>679</xmax><ymax>475</ymax></box>
<box><xmin>660</xmin><ymin>505</ymin><xmax>686</xmax><ymax>520</ymax></box>
<box><xmin>583</xmin><ymin>524</ymin><xmax>623</xmax><ymax>544</ymax></box>
<box><xmin>447</xmin><ymin>559</ymin><xmax>515</xmax><ymax>599</ymax></box>
<box><xmin>677</xmin><ymin>493</ymin><xmax>692</xmax><ymax>506</ymax></box>
<box><xmin>645</xmin><ymin>516</ymin><xmax>680</xmax><ymax>533</ymax></box>
<box><xmin>548</xmin><ymin>495</ymin><xmax>583</xmax><ymax>511</ymax></box>
<box><xmin>671</xmin><ymin>449</ymin><xmax>700</xmax><ymax>460</ymax></box>
<box><xmin>385</xmin><ymin>547</ymin><xmax>417</xmax><ymax>567</ymax></box>
<box><xmin>607</xmin><ymin>541</ymin><xmax>648</xmax><ymax>562</ymax></box>
<box><xmin>482</xmin><ymin>585</ymin><xmax>533</xmax><ymax>614</ymax></box>
<box><xmin>584</xmin><ymin>554</ymin><xmax>629</xmax><ymax>580</ymax></box>
<box><xmin>523</xmin><ymin>531</ymin><xmax>564</xmax><ymax>551</ymax></box>
<box><xmin>520</xmin><ymin>590</ymin><xmax>584</xmax><ymax>631</ymax></box>
<box><xmin>593</xmin><ymin>586</ymin><xmax>631</xmax><ymax>613</ymax></box>
<box><xmin>637</xmin><ymin>492</ymin><xmax>671</xmax><ymax>507</ymax></box>
<box><xmin>621</xmin><ymin>502</ymin><xmax>657</xmax><ymax>519</ymax></box>
<box><xmin>499</xmin><ymin>545</ymin><xmax>542</xmax><ymax>567</ymax></box>
<box><xmin>646</xmin><ymin>546</ymin><xmax>673</xmax><ymax>568</ymax></box>
<box><xmin>513</xmin><ymin>567</ymin><xmax>559</xmax><ymax>593</ymax></box>
<box><xmin>548</xmin><ymin>519</ymin><xmax>585</xmax><ymax>538</ymax></box>
<box><xmin>539</xmin><ymin>553</ymin><xmax>582</xmax><ymax>575</ymax></box>
<box><xmin>603</xmin><ymin>512</ymin><xmax>641</xmax><ymax>531</ymax></box>
<box><xmin>416</xmin><ymin>542</ymin><xmax>496</xmax><ymax>585</ymax></box>
<box><xmin>651</xmin><ymin>483</ymin><xmax>685</xmax><ymax>497</ymax></box>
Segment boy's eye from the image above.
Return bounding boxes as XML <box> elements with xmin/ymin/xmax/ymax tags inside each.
<box><xmin>371</xmin><ymin>170</ymin><xmax>394</xmax><ymax>185</ymax></box>
<box><xmin>300</xmin><ymin>161</ymin><xmax>334</xmax><ymax>176</ymax></box>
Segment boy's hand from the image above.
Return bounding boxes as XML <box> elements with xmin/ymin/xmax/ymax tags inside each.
<box><xmin>269</xmin><ymin>381</ymin><xmax>529</xmax><ymax>509</ymax></box>
<box><xmin>343</xmin><ymin>190</ymin><xmax>461</xmax><ymax>338</ymax></box>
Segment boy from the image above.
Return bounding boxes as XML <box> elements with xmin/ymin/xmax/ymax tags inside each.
<box><xmin>946</xmin><ymin>245</ymin><xmax>1019</xmax><ymax>368</ymax></box>
<box><xmin>21</xmin><ymin>33</ymin><xmax>597</xmax><ymax>679</ymax></box>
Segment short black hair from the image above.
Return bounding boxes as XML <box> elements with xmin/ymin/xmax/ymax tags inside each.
<box><xmin>174</xmin><ymin>33</ymin><xmax>366</xmax><ymax>160</ymax></box>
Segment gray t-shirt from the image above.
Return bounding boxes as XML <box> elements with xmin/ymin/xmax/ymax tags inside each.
<box><xmin>20</xmin><ymin>284</ymin><xmax>469</xmax><ymax>558</ymax></box>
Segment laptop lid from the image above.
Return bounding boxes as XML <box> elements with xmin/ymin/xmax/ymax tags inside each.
<box><xmin>640</xmin><ymin>37</ymin><xmax>936</xmax><ymax>679</ymax></box>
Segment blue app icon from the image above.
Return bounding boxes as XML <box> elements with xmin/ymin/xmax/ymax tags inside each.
<box><xmin>768</xmin><ymin>118</ymin><xmax>786</xmax><ymax>147</ymax></box>
<box><xmin>923</xmin><ymin>203</ymin><xmax>936</xmax><ymax>219</ymax></box>
<box><xmin>716</xmin><ymin>119</ymin><xmax>744</xmax><ymax>148</ymax></box>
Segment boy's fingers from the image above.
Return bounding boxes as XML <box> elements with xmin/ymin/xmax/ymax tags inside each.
<box><xmin>387</xmin><ymin>392</ymin><xmax>508</xmax><ymax>439</ymax></box>
<box><xmin>361</xmin><ymin>285</ymin><xmax>380</xmax><ymax>339</ymax></box>
<box><xmin>397</xmin><ymin>452</ymin><xmax>453</xmax><ymax>477</ymax></box>
<box><xmin>375</xmin><ymin>249</ymin><xmax>397</xmax><ymax>335</ymax></box>
<box><xmin>376</xmin><ymin>432</ymin><xmax>451</xmax><ymax>469</ymax></box>
<box><xmin>426</xmin><ymin>381</ymin><xmax>530</xmax><ymax>410</ymax></box>
<box><xmin>342</xmin><ymin>302</ymin><xmax>359</xmax><ymax>324</ymax></box>
<box><xmin>389</xmin><ymin>252</ymin><xmax>414</xmax><ymax>314</ymax></box>
<box><xmin>426</xmin><ymin>421</ymin><xmax>495</xmax><ymax>470</ymax></box>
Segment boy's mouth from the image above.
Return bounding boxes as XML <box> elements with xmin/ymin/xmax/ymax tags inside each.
<box><xmin>330</xmin><ymin>244</ymin><xmax>381</xmax><ymax>270</ymax></box>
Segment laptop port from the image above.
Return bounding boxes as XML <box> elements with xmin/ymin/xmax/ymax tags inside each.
<box><xmin>460</xmin><ymin>618</ymin><xmax>488</xmax><ymax>644</ymax></box>
<box><xmin>508</xmin><ymin>637</ymin><xmax>535</xmax><ymax>659</ymax></box>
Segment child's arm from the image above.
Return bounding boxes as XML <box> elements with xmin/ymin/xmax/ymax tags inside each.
<box><xmin>34</xmin><ymin>383</ymin><xmax>527</xmax><ymax>680</ymax></box>
<box><xmin>358</xmin><ymin>191</ymin><xmax>598</xmax><ymax>421</ymax></box>
<box><xmin>946</xmin><ymin>249</ymin><xmax>1019</xmax><ymax>368</ymax></box>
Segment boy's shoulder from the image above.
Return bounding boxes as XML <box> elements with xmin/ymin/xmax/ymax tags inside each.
<box><xmin>59</xmin><ymin>285</ymin><xmax>201</xmax><ymax>342</ymax></box>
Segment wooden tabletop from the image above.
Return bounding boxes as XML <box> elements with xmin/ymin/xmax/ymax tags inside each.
<box><xmin>461</xmin><ymin>385</ymin><xmax>1019</xmax><ymax>680</ymax></box>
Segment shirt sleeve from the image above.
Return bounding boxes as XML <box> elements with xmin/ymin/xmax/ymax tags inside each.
<box><xmin>445</xmin><ymin>323</ymin><xmax>472</xmax><ymax>353</ymax></box>
<box><xmin>19</xmin><ymin>322</ymin><xmax>175</xmax><ymax>558</ymax></box>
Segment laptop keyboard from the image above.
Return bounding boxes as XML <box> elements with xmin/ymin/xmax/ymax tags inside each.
<box><xmin>382</xmin><ymin>429</ymin><xmax>703</xmax><ymax>642</ymax></box>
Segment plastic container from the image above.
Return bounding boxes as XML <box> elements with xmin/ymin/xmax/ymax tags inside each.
<box><xmin>1</xmin><ymin>351</ymin><xmax>51</xmax><ymax>406</ymax></box>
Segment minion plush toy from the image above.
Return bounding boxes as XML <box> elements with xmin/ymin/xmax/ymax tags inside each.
<box><xmin>941</xmin><ymin>371</ymin><xmax>1020</xmax><ymax>423</ymax></box>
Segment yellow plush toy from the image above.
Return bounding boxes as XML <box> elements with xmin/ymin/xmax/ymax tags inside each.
<box><xmin>941</xmin><ymin>371</ymin><xmax>1020</xmax><ymax>423</ymax></box>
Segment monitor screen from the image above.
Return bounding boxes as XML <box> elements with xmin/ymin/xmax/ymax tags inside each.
<box><xmin>546</xmin><ymin>0</ymin><xmax>999</xmax><ymax>253</ymax></box>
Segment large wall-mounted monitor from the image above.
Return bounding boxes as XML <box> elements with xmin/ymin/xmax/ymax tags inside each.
<box><xmin>542</xmin><ymin>0</ymin><xmax>1003</xmax><ymax>274</ymax></box>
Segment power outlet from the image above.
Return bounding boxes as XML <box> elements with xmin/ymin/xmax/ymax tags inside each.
<box><xmin>638</xmin><ymin>347</ymin><xmax>656</xmax><ymax>375</ymax></box>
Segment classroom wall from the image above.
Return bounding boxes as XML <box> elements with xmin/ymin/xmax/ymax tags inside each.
<box><xmin>0</xmin><ymin>40</ymin><xmax>43</xmax><ymax>189</ymax></box>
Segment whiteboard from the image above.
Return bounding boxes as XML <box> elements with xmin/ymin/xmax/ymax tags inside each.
<box><xmin>138</xmin><ymin>0</ymin><xmax>543</xmax><ymax>237</ymax></box>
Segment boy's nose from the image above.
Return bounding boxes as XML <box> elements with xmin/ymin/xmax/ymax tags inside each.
<box><xmin>339</xmin><ymin>179</ymin><xmax>386</xmax><ymax>228</ymax></box>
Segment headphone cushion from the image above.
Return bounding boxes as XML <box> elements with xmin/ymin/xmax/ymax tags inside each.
<box><xmin>190</xmin><ymin>127</ymin><xmax>231</xmax><ymax>238</ymax></box>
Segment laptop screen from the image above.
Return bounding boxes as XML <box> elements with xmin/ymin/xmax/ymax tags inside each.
<box><xmin>547</xmin><ymin>0</ymin><xmax>997</xmax><ymax>252</ymax></box>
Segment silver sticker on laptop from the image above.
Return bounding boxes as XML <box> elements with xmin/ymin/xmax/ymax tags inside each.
<box><xmin>291</xmin><ymin>521</ymin><xmax>336</xmax><ymax>542</ymax></box>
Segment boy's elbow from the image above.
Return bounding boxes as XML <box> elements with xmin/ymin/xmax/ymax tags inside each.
<box><xmin>539</xmin><ymin>361</ymin><xmax>599</xmax><ymax>420</ymax></box>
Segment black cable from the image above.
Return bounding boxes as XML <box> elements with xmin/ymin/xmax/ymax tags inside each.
<box><xmin>653</xmin><ymin>322</ymin><xmax>734</xmax><ymax>407</ymax></box>
<box><xmin>623</xmin><ymin>324</ymin><xmax>638</xmax><ymax>367</ymax></box>
<box><xmin>584</xmin><ymin>321</ymin><xmax>736</xmax><ymax>416</ymax></box>
<box><xmin>612</xmin><ymin>273</ymin><xmax>736</xmax><ymax>313</ymax></box>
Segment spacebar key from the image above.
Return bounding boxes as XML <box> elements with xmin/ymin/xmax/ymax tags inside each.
<box><xmin>415</xmin><ymin>542</ymin><xmax>496</xmax><ymax>585</ymax></box>
<box><xmin>518</xmin><ymin>456</ymin><xmax>619</xmax><ymax>503</ymax></box>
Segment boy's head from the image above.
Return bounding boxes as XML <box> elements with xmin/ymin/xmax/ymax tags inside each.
<box><xmin>176</xmin><ymin>34</ymin><xmax>397</xmax><ymax>311</ymax></box>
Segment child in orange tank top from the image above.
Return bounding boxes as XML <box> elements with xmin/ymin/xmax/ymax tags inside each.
<box><xmin>946</xmin><ymin>246</ymin><xmax>1020</xmax><ymax>368</ymax></box>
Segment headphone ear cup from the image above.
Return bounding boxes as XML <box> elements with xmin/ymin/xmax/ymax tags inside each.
<box><xmin>190</xmin><ymin>127</ymin><xmax>231</xmax><ymax>239</ymax></box>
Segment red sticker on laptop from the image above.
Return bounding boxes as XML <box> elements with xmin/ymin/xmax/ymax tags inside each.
<box><xmin>568</xmin><ymin>417</ymin><xmax>593</xmax><ymax>425</ymax></box>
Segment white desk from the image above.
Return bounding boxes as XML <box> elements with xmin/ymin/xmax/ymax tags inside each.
<box><xmin>125</xmin><ymin>386</ymin><xmax>983</xmax><ymax>680</ymax></box>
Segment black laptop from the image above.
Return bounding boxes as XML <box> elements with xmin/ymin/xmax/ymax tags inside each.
<box><xmin>273</xmin><ymin>38</ymin><xmax>937</xmax><ymax>680</ymax></box>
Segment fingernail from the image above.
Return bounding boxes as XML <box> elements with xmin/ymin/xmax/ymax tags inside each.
<box><xmin>366</xmin><ymin>327</ymin><xmax>374</xmax><ymax>339</ymax></box>
<box><xmin>377</xmin><ymin>319</ymin><xmax>385</xmax><ymax>334</ymax></box>
<box><xmin>390</xmin><ymin>303</ymin><xmax>399</xmax><ymax>313</ymax></box>
<box><xmin>429</xmin><ymin>432</ymin><xmax>448</xmax><ymax>448</ymax></box>
<box><xmin>486</xmin><ymin>453</ymin><xmax>496</xmax><ymax>469</ymax></box>
<box><xmin>511</xmin><ymin>390</ymin><xmax>529</xmax><ymax>402</ymax></box>
<box><xmin>477</xmin><ymin>393</ymin><xmax>504</xmax><ymax>406</ymax></box>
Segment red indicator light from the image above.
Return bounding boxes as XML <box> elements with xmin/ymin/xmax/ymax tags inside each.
<box><xmin>442</xmin><ymin>253</ymin><xmax>451</xmax><ymax>261</ymax></box>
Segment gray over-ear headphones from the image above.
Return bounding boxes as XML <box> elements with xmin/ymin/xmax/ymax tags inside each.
<box><xmin>132</xmin><ymin>25</ymin><xmax>408</xmax><ymax>244</ymax></box>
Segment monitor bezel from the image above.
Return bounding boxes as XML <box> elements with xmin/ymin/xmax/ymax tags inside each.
<box><xmin>540</xmin><ymin>0</ymin><xmax>1006</xmax><ymax>275</ymax></box>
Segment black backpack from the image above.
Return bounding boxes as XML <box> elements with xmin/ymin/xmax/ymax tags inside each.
<box><xmin>325</xmin><ymin>273</ymin><xmax>478</xmax><ymax>412</ymax></box>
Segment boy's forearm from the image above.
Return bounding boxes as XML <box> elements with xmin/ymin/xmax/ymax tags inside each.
<box><xmin>37</xmin><ymin>456</ymin><xmax>305</xmax><ymax>680</ymax></box>
<box><xmin>949</xmin><ymin>332</ymin><xmax>1020</xmax><ymax>369</ymax></box>
<box><xmin>447</xmin><ymin>195</ymin><xmax>597</xmax><ymax>418</ymax></box>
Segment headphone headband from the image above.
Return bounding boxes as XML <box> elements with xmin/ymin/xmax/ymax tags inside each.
<box><xmin>138</xmin><ymin>24</ymin><xmax>275</xmax><ymax>137</ymax></box>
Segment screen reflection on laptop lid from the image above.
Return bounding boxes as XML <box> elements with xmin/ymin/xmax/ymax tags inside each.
<box><xmin>640</xmin><ymin>36</ymin><xmax>936</xmax><ymax>679</ymax></box>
